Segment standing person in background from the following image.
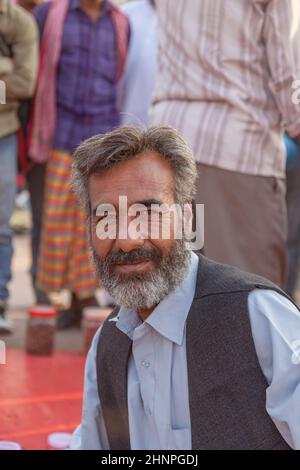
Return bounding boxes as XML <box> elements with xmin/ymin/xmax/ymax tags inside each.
<box><xmin>0</xmin><ymin>0</ymin><xmax>38</xmax><ymax>333</ymax></box>
<box><xmin>121</xmin><ymin>0</ymin><xmax>157</xmax><ymax>126</ymax></box>
<box><xmin>150</xmin><ymin>0</ymin><xmax>300</xmax><ymax>287</ymax></box>
<box><xmin>31</xmin><ymin>0</ymin><xmax>129</xmax><ymax>329</ymax></box>
<box><xmin>11</xmin><ymin>0</ymin><xmax>48</xmax><ymax>305</ymax></box>
<box><xmin>284</xmin><ymin>133</ymin><xmax>300</xmax><ymax>298</ymax></box>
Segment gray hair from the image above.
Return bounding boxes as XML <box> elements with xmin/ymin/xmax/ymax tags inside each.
<box><xmin>72</xmin><ymin>126</ymin><xmax>197</xmax><ymax>214</ymax></box>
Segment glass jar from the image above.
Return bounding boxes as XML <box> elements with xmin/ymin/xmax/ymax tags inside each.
<box><xmin>83</xmin><ymin>307</ymin><xmax>112</xmax><ymax>354</ymax></box>
<box><xmin>26</xmin><ymin>306</ymin><xmax>57</xmax><ymax>355</ymax></box>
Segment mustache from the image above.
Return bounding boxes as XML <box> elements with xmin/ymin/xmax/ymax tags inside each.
<box><xmin>103</xmin><ymin>247</ymin><xmax>162</xmax><ymax>267</ymax></box>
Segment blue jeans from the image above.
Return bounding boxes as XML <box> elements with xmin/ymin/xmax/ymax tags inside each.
<box><xmin>0</xmin><ymin>133</ymin><xmax>17</xmax><ymax>301</ymax></box>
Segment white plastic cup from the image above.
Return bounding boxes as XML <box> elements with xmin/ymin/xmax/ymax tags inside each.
<box><xmin>0</xmin><ymin>441</ymin><xmax>22</xmax><ymax>450</ymax></box>
<box><xmin>47</xmin><ymin>432</ymin><xmax>72</xmax><ymax>450</ymax></box>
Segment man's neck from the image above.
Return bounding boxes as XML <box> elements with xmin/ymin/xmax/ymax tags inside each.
<box><xmin>138</xmin><ymin>306</ymin><xmax>156</xmax><ymax>322</ymax></box>
<box><xmin>80</xmin><ymin>0</ymin><xmax>104</xmax><ymax>21</ymax></box>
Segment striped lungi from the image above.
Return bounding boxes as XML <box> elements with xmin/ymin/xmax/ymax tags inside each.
<box><xmin>36</xmin><ymin>150</ymin><xmax>98</xmax><ymax>299</ymax></box>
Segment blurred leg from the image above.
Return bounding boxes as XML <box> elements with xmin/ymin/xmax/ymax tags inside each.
<box><xmin>26</xmin><ymin>161</ymin><xmax>49</xmax><ymax>303</ymax></box>
<box><xmin>26</xmin><ymin>161</ymin><xmax>47</xmax><ymax>284</ymax></box>
<box><xmin>285</xmin><ymin>150</ymin><xmax>300</xmax><ymax>297</ymax></box>
<box><xmin>0</xmin><ymin>133</ymin><xmax>17</xmax><ymax>302</ymax></box>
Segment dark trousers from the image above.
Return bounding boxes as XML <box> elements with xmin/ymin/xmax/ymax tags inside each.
<box><xmin>195</xmin><ymin>163</ymin><xmax>287</xmax><ymax>288</ymax></box>
<box><xmin>286</xmin><ymin>151</ymin><xmax>300</xmax><ymax>297</ymax></box>
<box><xmin>26</xmin><ymin>162</ymin><xmax>47</xmax><ymax>285</ymax></box>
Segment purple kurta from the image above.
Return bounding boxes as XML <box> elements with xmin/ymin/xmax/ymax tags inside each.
<box><xmin>34</xmin><ymin>0</ymin><xmax>120</xmax><ymax>154</ymax></box>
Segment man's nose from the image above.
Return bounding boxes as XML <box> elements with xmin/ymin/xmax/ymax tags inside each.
<box><xmin>115</xmin><ymin>220</ymin><xmax>145</xmax><ymax>253</ymax></box>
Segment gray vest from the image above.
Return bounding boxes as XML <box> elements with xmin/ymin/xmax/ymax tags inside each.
<box><xmin>96</xmin><ymin>254</ymin><xmax>293</xmax><ymax>450</ymax></box>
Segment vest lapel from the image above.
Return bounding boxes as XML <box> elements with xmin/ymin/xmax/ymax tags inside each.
<box><xmin>97</xmin><ymin>307</ymin><xmax>132</xmax><ymax>450</ymax></box>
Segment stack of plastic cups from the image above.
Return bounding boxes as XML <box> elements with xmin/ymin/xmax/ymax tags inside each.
<box><xmin>0</xmin><ymin>441</ymin><xmax>22</xmax><ymax>450</ymax></box>
<box><xmin>47</xmin><ymin>432</ymin><xmax>72</xmax><ymax>450</ymax></box>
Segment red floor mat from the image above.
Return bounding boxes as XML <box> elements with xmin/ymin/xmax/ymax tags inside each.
<box><xmin>0</xmin><ymin>349</ymin><xmax>85</xmax><ymax>450</ymax></box>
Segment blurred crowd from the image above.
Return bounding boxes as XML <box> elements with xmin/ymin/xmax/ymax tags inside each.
<box><xmin>0</xmin><ymin>0</ymin><xmax>300</xmax><ymax>334</ymax></box>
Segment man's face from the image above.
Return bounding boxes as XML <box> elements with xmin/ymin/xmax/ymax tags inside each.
<box><xmin>89</xmin><ymin>151</ymin><xmax>191</xmax><ymax>311</ymax></box>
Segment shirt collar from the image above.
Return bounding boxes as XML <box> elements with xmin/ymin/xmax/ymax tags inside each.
<box><xmin>109</xmin><ymin>306</ymin><xmax>141</xmax><ymax>341</ymax></box>
<box><xmin>111</xmin><ymin>251</ymin><xmax>199</xmax><ymax>346</ymax></box>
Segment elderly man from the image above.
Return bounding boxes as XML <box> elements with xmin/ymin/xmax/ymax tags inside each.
<box><xmin>0</xmin><ymin>0</ymin><xmax>38</xmax><ymax>333</ymax></box>
<box><xmin>71</xmin><ymin>127</ymin><xmax>300</xmax><ymax>450</ymax></box>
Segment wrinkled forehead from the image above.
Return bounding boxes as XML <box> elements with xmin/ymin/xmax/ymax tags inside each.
<box><xmin>88</xmin><ymin>152</ymin><xmax>176</xmax><ymax>211</ymax></box>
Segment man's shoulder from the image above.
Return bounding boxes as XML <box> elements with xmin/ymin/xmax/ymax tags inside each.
<box><xmin>9</xmin><ymin>4</ymin><xmax>38</xmax><ymax>40</ymax></box>
<box><xmin>195</xmin><ymin>254</ymin><xmax>281</xmax><ymax>299</ymax></box>
<box><xmin>11</xmin><ymin>3</ymin><xmax>34</xmax><ymax>25</ymax></box>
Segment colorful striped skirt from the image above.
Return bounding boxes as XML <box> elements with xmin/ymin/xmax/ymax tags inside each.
<box><xmin>36</xmin><ymin>150</ymin><xmax>98</xmax><ymax>299</ymax></box>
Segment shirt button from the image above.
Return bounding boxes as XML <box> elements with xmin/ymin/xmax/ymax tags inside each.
<box><xmin>145</xmin><ymin>406</ymin><xmax>152</xmax><ymax>416</ymax></box>
<box><xmin>141</xmin><ymin>360</ymin><xmax>150</xmax><ymax>368</ymax></box>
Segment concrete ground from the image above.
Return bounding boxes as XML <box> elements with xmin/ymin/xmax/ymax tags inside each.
<box><xmin>3</xmin><ymin>234</ymin><xmax>83</xmax><ymax>353</ymax></box>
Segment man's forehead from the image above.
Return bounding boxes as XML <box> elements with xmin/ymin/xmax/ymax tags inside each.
<box><xmin>90</xmin><ymin>184</ymin><xmax>172</xmax><ymax>212</ymax></box>
<box><xmin>89</xmin><ymin>169</ymin><xmax>166</xmax><ymax>189</ymax></box>
<box><xmin>89</xmin><ymin>153</ymin><xmax>175</xmax><ymax>209</ymax></box>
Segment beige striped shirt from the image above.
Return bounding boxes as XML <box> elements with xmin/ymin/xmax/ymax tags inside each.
<box><xmin>150</xmin><ymin>0</ymin><xmax>300</xmax><ymax>177</ymax></box>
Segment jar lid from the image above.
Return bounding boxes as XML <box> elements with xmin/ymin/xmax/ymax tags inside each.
<box><xmin>28</xmin><ymin>305</ymin><xmax>57</xmax><ymax>318</ymax></box>
<box><xmin>47</xmin><ymin>432</ymin><xmax>72</xmax><ymax>450</ymax></box>
<box><xmin>0</xmin><ymin>441</ymin><xmax>22</xmax><ymax>450</ymax></box>
<box><xmin>83</xmin><ymin>307</ymin><xmax>112</xmax><ymax>321</ymax></box>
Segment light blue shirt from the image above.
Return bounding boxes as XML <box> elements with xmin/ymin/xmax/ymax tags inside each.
<box><xmin>71</xmin><ymin>252</ymin><xmax>300</xmax><ymax>450</ymax></box>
